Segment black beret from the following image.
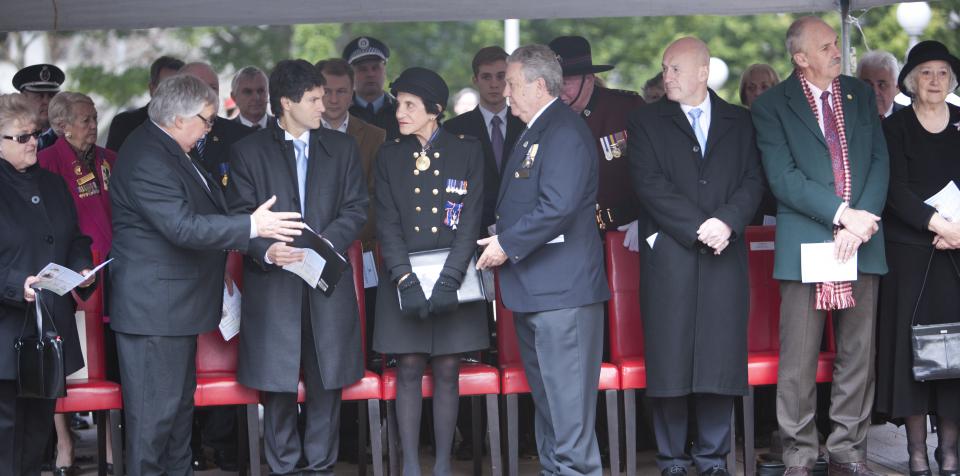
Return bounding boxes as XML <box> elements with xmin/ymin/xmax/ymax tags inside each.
<box><xmin>342</xmin><ymin>36</ymin><xmax>390</xmax><ymax>65</ymax></box>
<box><xmin>12</xmin><ymin>64</ymin><xmax>64</xmax><ymax>93</ymax></box>
<box><xmin>390</xmin><ymin>67</ymin><xmax>449</xmax><ymax>111</ymax></box>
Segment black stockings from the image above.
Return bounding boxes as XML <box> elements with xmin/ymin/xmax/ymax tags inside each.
<box><xmin>905</xmin><ymin>415</ymin><xmax>959</xmax><ymax>473</ymax></box>
<box><xmin>396</xmin><ymin>353</ymin><xmax>461</xmax><ymax>476</ymax></box>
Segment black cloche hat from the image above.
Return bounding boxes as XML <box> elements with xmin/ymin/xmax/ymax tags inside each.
<box><xmin>898</xmin><ymin>40</ymin><xmax>960</xmax><ymax>96</ymax></box>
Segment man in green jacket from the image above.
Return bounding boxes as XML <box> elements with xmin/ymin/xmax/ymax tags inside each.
<box><xmin>751</xmin><ymin>16</ymin><xmax>889</xmax><ymax>476</ymax></box>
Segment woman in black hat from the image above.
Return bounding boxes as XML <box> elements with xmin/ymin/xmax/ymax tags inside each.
<box><xmin>876</xmin><ymin>40</ymin><xmax>960</xmax><ymax>476</ymax></box>
<box><xmin>372</xmin><ymin>67</ymin><xmax>487</xmax><ymax>475</ymax></box>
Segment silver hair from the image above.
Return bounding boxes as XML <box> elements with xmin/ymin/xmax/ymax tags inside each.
<box><xmin>47</xmin><ymin>92</ymin><xmax>94</xmax><ymax>136</ymax></box>
<box><xmin>507</xmin><ymin>44</ymin><xmax>563</xmax><ymax>97</ymax></box>
<box><xmin>785</xmin><ymin>16</ymin><xmax>823</xmax><ymax>58</ymax></box>
<box><xmin>230</xmin><ymin>66</ymin><xmax>268</xmax><ymax>93</ymax></box>
<box><xmin>902</xmin><ymin>63</ymin><xmax>959</xmax><ymax>97</ymax></box>
<box><xmin>0</xmin><ymin>93</ymin><xmax>39</xmax><ymax>134</ymax></box>
<box><xmin>148</xmin><ymin>74</ymin><xmax>218</xmax><ymax>127</ymax></box>
<box><xmin>856</xmin><ymin>50</ymin><xmax>899</xmax><ymax>80</ymax></box>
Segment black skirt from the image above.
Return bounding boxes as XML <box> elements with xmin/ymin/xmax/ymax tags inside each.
<box><xmin>875</xmin><ymin>242</ymin><xmax>960</xmax><ymax>420</ymax></box>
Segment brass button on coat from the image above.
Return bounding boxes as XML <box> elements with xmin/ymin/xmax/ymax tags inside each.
<box><xmin>431</xmin><ymin>227</ymin><xmax>438</xmax><ymax>233</ymax></box>
<box><xmin>414</xmin><ymin>226</ymin><xmax>420</xmax><ymax>232</ymax></box>
<box><xmin>416</xmin><ymin>206</ymin><xmax>422</xmax><ymax>212</ymax></box>
<box><xmin>414</xmin><ymin>187</ymin><xmax>421</xmax><ymax>194</ymax></box>
<box><xmin>432</xmin><ymin>207</ymin><xmax>438</xmax><ymax>214</ymax></box>
<box><xmin>432</xmin><ymin>189</ymin><xmax>439</xmax><ymax>195</ymax></box>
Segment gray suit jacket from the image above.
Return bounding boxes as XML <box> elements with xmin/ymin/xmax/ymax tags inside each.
<box><xmin>109</xmin><ymin>121</ymin><xmax>250</xmax><ymax>336</ymax></box>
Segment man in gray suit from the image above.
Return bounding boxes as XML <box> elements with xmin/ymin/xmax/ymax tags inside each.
<box><xmin>477</xmin><ymin>44</ymin><xmax>610</xmax><ymax>476</ymax></box>
<box><xmin>109</xmin><ymin>74</ymin><xmax>303</xmax><ymax>476</ymax></box>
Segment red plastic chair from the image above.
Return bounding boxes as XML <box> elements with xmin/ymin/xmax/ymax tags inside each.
<box><xmin>56</xmin><ymin>251</ymin><xmax>124</xmax><ymax>476</ymax></box>
<box><xmin>194</xmin><ymin>251</ymin><xmax>262</xmax><ymax>476</ymax></box>
<box><xmin>741</xmin><ymin>226</ymin><xmax>837</xmax><ymax>476</ymax></box>
<box><xmin>296</xmin><ymin>241</ymin><xmax>384</xmax><ymax>476</ymax></box>
<box><xmin>494</xmin><ymin>273</ymin><xmax>620</xmax><ymax>476</ymax></box>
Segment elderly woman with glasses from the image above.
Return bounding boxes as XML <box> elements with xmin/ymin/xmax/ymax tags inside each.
<box><xmin>0</xmin><ymin>93</ymin><xmax>94</xmax><ymax>475</ymax></box>
<box><xmin>876</xmin><ymin>40</ymin><xmax>960</xmax><ymax>476</ymax></box>
<box><xmin>36</xmin><ymin>91</ymin><xmax>118</xmax><ymax>475</ymax></box>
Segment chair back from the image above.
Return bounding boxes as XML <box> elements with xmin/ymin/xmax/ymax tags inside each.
<box><xmin>494</xmin><ymin>272</ymin><xmax>523</xmax><ymax>367</ymax></box>
<box><xmin>604</xmin><ymin>231</ymin><xmax>644</xmax><ymax>362</ymax></box>
<box><xmin>746</xmin><ymin>226</ymin><xmax>781</xmax><ymax>353</ymax></box>
<box><xmin>196</xmin><ymin>252</ymin><xmax>244</xmax><ymax>373</ymax></box>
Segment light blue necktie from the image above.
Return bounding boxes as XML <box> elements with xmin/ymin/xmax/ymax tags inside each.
<box><xmin>293</xmin><ymin>139</ymin><xmax>308</xmax><ymax>214</ymax></box>
<box><xmin>688</xmin><ymin>108</ymin><xmax>706</xmax><ymax>157</ymax></box>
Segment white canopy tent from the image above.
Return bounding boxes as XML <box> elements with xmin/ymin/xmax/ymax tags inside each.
<box><xmin>2</xmin><ymin>0</ymin><xmax>904</xmax><ymax>32</ymax></box>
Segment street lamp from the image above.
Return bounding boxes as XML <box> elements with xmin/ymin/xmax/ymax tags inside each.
<box><xmin>897</xmin><ymin>2</ymin><xmax>932</xmax><ymax>53</ymax></box>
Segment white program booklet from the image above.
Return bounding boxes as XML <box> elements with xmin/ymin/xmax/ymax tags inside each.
<box><xmin>282</xmin><ymin>248</ymin><xmax>326</xmax><ymax>288</ymax></box>
<box><xmin>32</xmin><ymin>259</ymin><xmax>113</xmax><ymax>296</ymax></box>
<box><xmin>219</xmin><ymin>287</ymin><xmax>241</xmax><ymax>341</ymax></box>
<box><xmin>362</xmin><ymin>251</ymin><xmax>379</xmax><ymax>289</ymax></box>
<box><xmin>925</xmin><ymin>180</ymin><xmax>960</xmax><ymax>222</ymax></box>
<box><xmin>800</xmin><ymin>242</ymin><xmax>857</xmax><ymax>283</ymax></box>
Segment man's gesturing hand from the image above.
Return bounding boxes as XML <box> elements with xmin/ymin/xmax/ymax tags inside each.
<box><xmin>253</xmin><ymin>195</ymin><xmax>305</xmax><ymax>242</ymax></box>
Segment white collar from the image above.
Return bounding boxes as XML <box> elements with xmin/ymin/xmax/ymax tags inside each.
<box><xmin>525</xmin><ymin>98</ymin><xmax>558</xmax><ymax>129</ymax></box>
<box><xmin>805</xmin><ymin>78</ymin><xmax>835</xmax><ymax>102</ymax></box>
<box><xmin>679</xmin><ymin>93</ymin><xmax>711</xmax><ymax>118</ymax></box>
<box><xmin>239</xmin><ymin>113</ymin><xmax>268</xmax><ymax>129</ymax></box>
<box><xmin>478</xmin><ymin>104</ymin><xmax>508</xmax><ymax>124</ymax></box>
<box><xmin>281</xmin><ymin>121</ymin><xmax>311</xmax><ymax>144</ymax></box>
<box><xmin>321</xmin><ymin>114</ymin><xmax>350</xmax><ymax>133</ymax></box>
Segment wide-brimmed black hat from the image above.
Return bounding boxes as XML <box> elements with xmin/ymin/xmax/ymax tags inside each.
<box><xmin>390</xmin><ymin>67</ymin><xmax>449</xmax><ymax>111</ymax></box>
<box><xmin>342</xmin><ymin>36</ymin><xmax>390</xmax><ymax>65</ymax></box>
<box><xmin>12</xmin><ymin>64</ymin><xmax>64</xmax><ymax>93</ymax></box>
<box><xmin>898</xmin><ymin>40</ymin><xmax>960</xmax><ymax>96</ymax></box>
<box><xmin>548</xmin><ymin>36</ymin><xmax>613</xmax><ymax>77</ymax></box>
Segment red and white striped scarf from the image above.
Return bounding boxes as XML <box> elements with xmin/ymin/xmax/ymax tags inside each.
<box><xmin>796</xmin><ymin>70</ymin><xmax>855</xmax><ymax>311</ymax></box>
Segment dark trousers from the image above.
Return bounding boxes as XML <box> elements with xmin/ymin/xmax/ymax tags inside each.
<box><xmin>0</xmin><ymin>380</ymin><xmax>56</xmax><ymax>476</ymax></box>
<box><xmin>116</xmin><ymin>332</ymin><xmax>197</xmax><ymax>476</ymax></box>
<box><xmin>649</xmin><ymin>394</ymin><xmax>734</xmax><ymax>472</ymax></box>
<box><xmin>262</xmin><ymin>297</ymin><xmax>342</xmax><ymax>475</ymax></box>
<box><xmin>776</xmin><ymin>275</ymin><xmax>879</xmax><ymax>468</ymax></box>
<box><xmin>515</xmin><ymin>302</ymin><xmax>604</xmax><ymax>476</ymax></box>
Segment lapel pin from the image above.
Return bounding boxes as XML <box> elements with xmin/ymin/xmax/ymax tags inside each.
<box><xmin>212</xmin><ymin>136</ymin><xmax>220</xmax><ymax>142</ymax></box>
<box><xmin>522</xmin><ymin>141</ymin><xmax>528</xmax><ymax>148</ymax></box>
<box><xmin>846</xmin><ymin>94</ymin><xmax>853</xmax><ymax>100</ymax></box>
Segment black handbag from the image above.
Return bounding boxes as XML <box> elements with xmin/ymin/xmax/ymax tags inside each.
<box><xmin>13</xmin><ymin>291</ymin><xmax>67</xmax><ymax>398</ymax></box>
<box><xmin>911</xmin><ymin>249</ymin><xmax>960</xmax><ymax>382</ymax></box>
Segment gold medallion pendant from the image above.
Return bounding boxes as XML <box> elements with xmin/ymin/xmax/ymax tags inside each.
<box><xmin>415</xmin><ymin>151</ymin><xmax>431</xmax><ymax>171</ymax></box>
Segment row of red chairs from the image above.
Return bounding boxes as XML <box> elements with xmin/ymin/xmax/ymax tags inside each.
<box><xmin>60</xmin><ymin>226</ymin><xmax>835</xmax><ymax>476</ymax></box>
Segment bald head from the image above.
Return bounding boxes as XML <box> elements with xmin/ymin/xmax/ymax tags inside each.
<box><xmin>786</xmin><ymin>16</ymin><xmax>841</xmax><ymax>88</ymax></box>
<box><xmin>180</xmin><ymin>62</ymin><xmax>220</xmax><ymax>96</ymax></box>
<box><xmin>662</xmin><ymin>36</ymin><xmax>710</xmax><ymax>106</ymax></box>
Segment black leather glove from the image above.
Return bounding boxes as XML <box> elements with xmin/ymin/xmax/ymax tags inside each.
<box><xmin>398</xmin><ymin>273</ymin><xmax>429</xmax><ymax>320</ymax></box>
<box><xmin>428</xmin><ymin>273</ymin><xmax>461</xmax><ymax>316</ymax></box>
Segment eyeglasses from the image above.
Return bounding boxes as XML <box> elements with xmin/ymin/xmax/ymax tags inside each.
<box><xmin>2</xmin><ymin>130</ymin><xmax>42</xmax><ymax>144</ymax></box>
<box><xmin>195</xmin><ymin>113</ymin><xmax>216</xmax><ymax>128</ymax></box>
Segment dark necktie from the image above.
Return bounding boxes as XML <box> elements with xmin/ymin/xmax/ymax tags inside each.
<box><xmin>366</xmin><ymin>102</ymin><xmax>376</xmax><ymax>118</ymax></box>
<box><xmin>820</xmin><ymin>91</ymin><xmax>844</xmax><ymax>197</ymax></box>
<box><xmin>251</xmin><ymin>123</ymin><xmax>261</xmax><ymax>131</ymax></box>
<box><xmin>490</xmin><ymin>115</ymin><xmax>504</xmax><ymax>170</ymax></box>
<box><xmin>195</xmin><ymin>135</ymin><xmax>207</xmax><ymax>158</ymax></box>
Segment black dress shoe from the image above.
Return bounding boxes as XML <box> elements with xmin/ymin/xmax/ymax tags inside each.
<box><xmin>701</xmin><ymin>466</ymin><xmax>730</xmax><ymax>476</ymax></box>
<box><xmin>662</xmin><ymin>466</ymin><xmax>687</xmax><ymax>476</ymax></box>
<box><xmin>53</xmin><ymin>465</ymin><xmax>79</xmax><ymax>476</ymax></box>
<box><xmin>191</xmin><ymin>453</ymin><xmax>211</xmax><ymax>471</ymax></box>
<box><xmin>70</xmin><ymin>414</ymin><xmax>90</xmax><ymax>430</ymax></box>
<box><xmin>214</xmin><ymin>448</ymin><xmax>239</xmax><ymax>471</ymax></box>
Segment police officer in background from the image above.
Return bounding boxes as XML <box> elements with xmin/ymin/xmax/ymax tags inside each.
<box><xmin>12</xmin><ymin>64</ymin><xmax>64</xmax><ymax>150</ymax></box>
<box><xmin>548</xmin><ymin>36</ymin><xmax>646</xmax><ymax>249</ymax></box>
<box><xmin>343</xmin><ymin>36</ymin><xmax>401</xmax><ymax>140</ymax></box>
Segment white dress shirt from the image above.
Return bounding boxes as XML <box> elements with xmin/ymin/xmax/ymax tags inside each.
<box><xmin>478</xmin><ymin>105</ymin><xmax>508</xmax><ymax>141</ymax></box>
<box><xmin>679</xmin><ymin>94</ymin><xmax>712</xmax><ymax>141</ymax></box>
<box><xmin>321</xmin><ymin>114</ymin><xmax>350</xmax><ymax>133</ymax></box>
<box><xmin>239</xmin><ymin>114</ymin><xmax>269</xmax><ymax>129</ymax></box>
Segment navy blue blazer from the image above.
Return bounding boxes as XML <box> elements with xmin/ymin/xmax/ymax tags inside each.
<box><xmin>495</xmin><ymin>99</ymin><xmax>610</xmax><ymax>313</ymax></box>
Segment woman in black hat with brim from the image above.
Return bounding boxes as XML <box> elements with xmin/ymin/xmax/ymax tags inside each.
<box><xmin>875</xmin><ymin>40</ymin><xmax>960</xmax><ymax>476</ymax></box>
<box><xmin>371</xmin><ymin>67</ymin><xmax>487</xmax><ymax>475</ymax></box>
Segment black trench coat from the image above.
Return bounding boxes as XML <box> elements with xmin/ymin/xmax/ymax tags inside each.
<box><xmin>626</xmin><ymin>91</ymin><xmax>765</xmax><ymax>397</ymax></box>
<box><xmin>226</xmin><ymin>123</ymin><xmax>369</xmax><ymax>392</ymax></box>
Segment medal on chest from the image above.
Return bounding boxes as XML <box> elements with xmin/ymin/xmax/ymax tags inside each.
<box><xmin>73</xmin><ymin>160</ymin><xmax>101</xmax><ymax>198</ymax></box>
<box><xmin>414</xmin><ymin>151</ymin><xmax>438</xmax><ymax>171</ymax></box>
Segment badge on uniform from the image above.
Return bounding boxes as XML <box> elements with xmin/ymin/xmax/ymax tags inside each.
<box><xmin>74</xmin><ymin>161</ymin><xmax>100</xmax><ymax>198</ymax></box>
<box><xmin>445</xmin><ymin>179</ymin><xmax>468</xmax><ymax>196</ymax></box>
<box><xmin>600</xmin><ymin>130</ymin><xmax>628</xmax><ymax>161</ymax></box>
<box><xmin>100</xmin><ymin>159</ymin><xmax>111</xmax><ymax>191</ymax></box>
<box><xmin>219</xmin><ymin>162</ymin><xmax>230</xmax><ymax>187</ymax></box>
<box><xmin>521</xmin><ymin>143</ymin><xmax>539</xmax><ymax>169</ymax></box>
<box><xmin>443</xmin><ymin>200</ymin><xmax>464</xmax><ymax>230</ymax></box>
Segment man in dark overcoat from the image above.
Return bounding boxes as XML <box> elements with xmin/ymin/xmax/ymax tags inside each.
<box><xmin>225</xmin><ymin>59</ymin><xmax>368</xmax><ymax>475</ymax></box>
<box><xmin>109</xmin><ymin>74</ymin><xmax>303</xmax><ymax>476</ymax></box>
<box><xmin>627</xmin><ymin>37</ymin><xmax>765</xmax><ymax>476</ymax></box>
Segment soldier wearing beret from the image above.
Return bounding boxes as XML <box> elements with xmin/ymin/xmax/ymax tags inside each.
<box><xmin>343</xmin><ymin>36</ymin><xmax>401</xmax><ymax>140</ymax></box>
<box><xmin>372</xmin><ymin>67</ymin><xmax>487</xmax><ymax>476</ymax></box>
<box><xmin>13</xmin><ymin>63</ymin><xmax>64</xmax><ymax>151</ymax></box>
<box><xmin>549</xmin><ymin>36</ymin><xmax>646</xmax><ymax>249</ymax></box>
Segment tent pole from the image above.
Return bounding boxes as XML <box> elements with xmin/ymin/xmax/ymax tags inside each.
<box><xmin>840</xmin><ymin>0</ymin><xmax>852</xmax><ymax>75</ymax></box>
